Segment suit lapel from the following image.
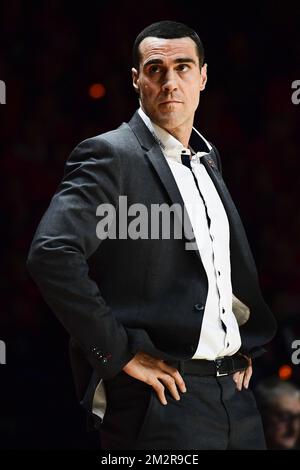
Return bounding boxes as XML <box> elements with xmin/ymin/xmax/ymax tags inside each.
<box><xmin>129</xmin><ymin>111</ymin><xmax>201</xmax><ymax>263</ymax></box>
<box><xmin>201</xmin><ymin>152</ymin><xmax>241</xmax><ymax>228</ymax></box>
<box><xmin>128</xmin><ymin>110</ymin><xmax>255</xmax><ymax>281</ymax></box>
<box><xmin>201</xmin><ymin>152</ymin><xmax>259</xmax><ymax>293</ymax></box>
<box><xmin>145</xmin><ymin>145</ymin><xmax>199</xmax><ymax>253</ymax></box>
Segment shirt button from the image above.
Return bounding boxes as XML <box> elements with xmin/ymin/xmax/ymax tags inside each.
<box><xmin>218</xmin><ymin>271</ymin><xmax>221</xmax><ymax>276</ymax></box>
<box><xmin>227</xmin><ymin>342</ymin><xmax>230</xmax><ymax>348</ymax></box>
<box><xmin>194</xmin><ymin>304</ymin><xmax>205</xmax><ymax>312</ymax></box>
<box><xmin>222</xmin><ymin>308</ymin><xmax>225</xmax><ymax>314</ymax></box>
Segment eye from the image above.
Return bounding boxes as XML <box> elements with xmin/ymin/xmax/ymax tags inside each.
<box><xmin>148</xmin><ymin>65</ymin><xmax>161</xmax><ymax>74</ymax></box>
<box><xmin>176</xmin><ymin>63</ymin><xmax>190</xmax><ymax>72</ymax></box>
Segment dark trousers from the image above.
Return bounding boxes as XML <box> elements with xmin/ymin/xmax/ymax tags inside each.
<box><xmin>99</xmin><ymin>369</ymin><xmax>266</xmax><ymax>450</ymax></box>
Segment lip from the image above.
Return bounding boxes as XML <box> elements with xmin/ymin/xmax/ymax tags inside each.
<box><xmin>159</xmin><ymin>100</ymin><xmax>182</xmax><ymax>105</ymax></box>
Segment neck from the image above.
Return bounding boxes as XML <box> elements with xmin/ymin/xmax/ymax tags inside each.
<box><xmin>157</xmin><ymin>113</ymin><xmax>195</xmax><ymax>148</ymax></box>
<box><xmin>163</xmin><ymin>124</ymin><xmax>193</xmax><ymax>148</ymax></box>
<box><xmin>139</xmin><ymin>105</ymin><xmax>194</xmax><ymax>148</ymax></box>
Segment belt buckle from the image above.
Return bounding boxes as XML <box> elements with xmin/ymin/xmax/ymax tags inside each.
<box><xmin>215</xmin><ymin>357</ymin><xmax>228</xmax><ymax>377</ymax></box>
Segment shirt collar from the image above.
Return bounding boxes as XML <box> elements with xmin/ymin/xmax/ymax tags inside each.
<box><xmin>138</xmin><ymin>107</ymin><xmax>212</xmax><ymax>164</ymax></box>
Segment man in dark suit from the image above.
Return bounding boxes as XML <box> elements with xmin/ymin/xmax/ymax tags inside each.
<box><xmin>27</xmin><ymin>21</ymin><xmax>277</xmax><ymax>449</ymax></box>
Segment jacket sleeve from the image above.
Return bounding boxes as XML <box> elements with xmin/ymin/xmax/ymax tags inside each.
<box><xmin>26</xmin><ymin>136</ymin><xmax>135</xmax><ymax>380</ymax></box>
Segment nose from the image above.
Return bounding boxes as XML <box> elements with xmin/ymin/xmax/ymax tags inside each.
<box><xmin>161</xmin><ymin>69</ymin><xmax>178</xmax><ymax>94</ymax></box>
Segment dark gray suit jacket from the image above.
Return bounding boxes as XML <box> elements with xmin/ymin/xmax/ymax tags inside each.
<box><xmin>27</xmin><ymin>110</ymin><xmax>277</xmax><ymax>417</ymax></box>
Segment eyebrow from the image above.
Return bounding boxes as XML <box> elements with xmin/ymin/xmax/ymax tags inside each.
<box><xmin>143</xmin><ymin>57</ymin><xmax>197</xmax><ymax>67</ymax></box>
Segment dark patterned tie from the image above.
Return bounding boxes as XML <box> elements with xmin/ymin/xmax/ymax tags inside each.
<box><xmin>181</xmin><ymin>150</ymin><xmax>192</xmax><ymax>169</ymax></box>
<box><xmin>181</xmin><ymin>151</ymin><xmax>211</xmax><ymax>229</ymax></box>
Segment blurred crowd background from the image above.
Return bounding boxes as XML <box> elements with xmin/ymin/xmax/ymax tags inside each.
<box><xmin>0</xmin><ymin>0</ymin><xmax>300</xmax><ymax>449</ymax></box>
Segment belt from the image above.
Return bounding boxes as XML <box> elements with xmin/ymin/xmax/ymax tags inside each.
<box><xmin>167</xmin><ymin>354</ymin><xmax>249</xmax><ymax>377</ymax></box>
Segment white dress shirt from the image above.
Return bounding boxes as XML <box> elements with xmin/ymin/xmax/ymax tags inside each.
<box><xmin>92</xmin><ymin>108</ymin><xmax>241</xmax><ymax>421</ymax></box>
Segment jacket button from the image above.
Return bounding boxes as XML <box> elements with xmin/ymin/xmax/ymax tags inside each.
<box><xmin>102</xmin><ymin>357</ymin><xmax>108</xmax><ymax>365</ymax></box>
<box><xmin>194</xmin><ymin>304</ymin><xmax>205</xmax><ymax>312</ymax></box>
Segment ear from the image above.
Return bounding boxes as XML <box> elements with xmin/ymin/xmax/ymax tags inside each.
<box><xmin>132</xmin><ymin>67</ymin><xmax>140</xmax><ymax>94</ymax></box>
<box><xmin>199</xmin><ymin>63</ymin><xmax>208</xmax><ymax>91</ymax></box>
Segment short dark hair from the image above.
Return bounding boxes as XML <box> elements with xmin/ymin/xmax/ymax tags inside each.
<box><xmin>255</xmin><ymin>378</ymin><xmax>300</xmax><ymax>410</ymax></box>
<box><xmin>133</xmin><ymin>20</ymin><xmax>205</xmax><ymax>70</ymax></box>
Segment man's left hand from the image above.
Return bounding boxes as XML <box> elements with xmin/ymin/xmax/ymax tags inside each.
<box><xmin>232</xmin><ymin>356</ymin><xmax>252</xmax><ymax>391</ymax></box>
